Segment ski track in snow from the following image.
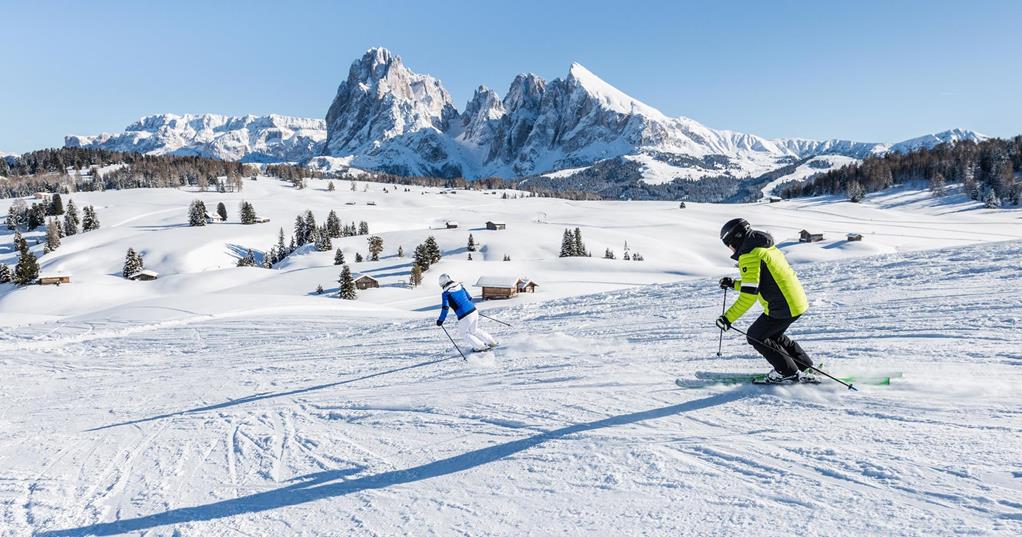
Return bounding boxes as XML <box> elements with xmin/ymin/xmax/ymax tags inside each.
<box><xmin>1</xmin><ymin>240</ymin><xmax>1021</xmax><ymax>536</ymax></box>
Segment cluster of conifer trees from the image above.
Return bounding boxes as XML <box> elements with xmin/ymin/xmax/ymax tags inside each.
<box><xmin>781</xmin><ymin>137</ymin><xmax>1022</xmax><ymax>207</ymax></box>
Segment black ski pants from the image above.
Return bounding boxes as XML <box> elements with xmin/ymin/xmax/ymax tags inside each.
<box><xmin>746</xmin><ymin>314</ymin><xmax>813</xmax><ymax>376</ymax></box>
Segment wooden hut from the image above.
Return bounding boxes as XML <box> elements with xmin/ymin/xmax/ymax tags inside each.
<box><xmin>445</xmin><ymin>221</ymin><xmax>459</xmax><ymax>229</ymax></box>
<box><xmin>475</xmin><ymin>276</ymin><xmax>538</xmax><ymax>300</ymax></box>
<box><xmin>353</xmin><ymin>274</ymin><xmax>380</xmax><ymax>290</ymax></box>
<box><xmin>799</xmin><ymin>230</ymin><xmax>824</xmax><ymax>243</ymax></box>
<box><xmin>485</xmin><ymin>221</ymin><xmax>506</xmax><ymax>230</ymax></box>
<box><xmin>127</xmin><ymin>269</ymin><xmax>159</xmax><ymax>281</ymax></box>
<box><xmin>847</xmin><ymin>233</ymin><xmax>863</xmax><ymax>242</ymax></box>
<box><xmin>38</xmin><ymin>274</ymin><xmax>71</xmax><ymax>285</ymax></box>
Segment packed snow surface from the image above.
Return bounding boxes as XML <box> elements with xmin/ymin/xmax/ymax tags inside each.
<box><xmin>1</xmin><ymin>181</ymin><xmax>1021</xmax><ymax>536</ymax></box>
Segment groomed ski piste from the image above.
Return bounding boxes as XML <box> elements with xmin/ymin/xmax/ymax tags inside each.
<box><xmin>1</xmin><ymin>179</ymin><xmax>1021</xmax><ymax>536</ymax></box>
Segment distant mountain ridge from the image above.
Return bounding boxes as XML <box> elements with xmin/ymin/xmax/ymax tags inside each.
<box><xmin>65</xmin><ymin>47</ymin><xmax>986</xmax><ymax>189</ymax></box>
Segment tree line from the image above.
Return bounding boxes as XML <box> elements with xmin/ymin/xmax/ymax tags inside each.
<box><xmin>781</xmin><ymin>137</ymin><xmax>1022</xmax><ymax>207</ymax></box>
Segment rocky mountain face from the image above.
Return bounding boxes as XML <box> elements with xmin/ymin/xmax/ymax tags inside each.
<box><xmin>66</xmin><ymin>47</ymin><xmax>986</xmax><ymax>193</ymax></box>
<box><xmin>65</xmin><ymin>114</ymin><xmax>326</xmax><ymax>163</ymax></box>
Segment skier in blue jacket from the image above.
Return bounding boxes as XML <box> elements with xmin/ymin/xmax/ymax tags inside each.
<box><xmin>436</xmin><ymin>273</ymin><xmax>498</xmax><ymax>352</ymax></box>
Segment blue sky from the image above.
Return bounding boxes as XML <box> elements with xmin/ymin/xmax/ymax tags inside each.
<box><xmin>1</xmin><ymin>0</ymin><xmax>1019</xmax><ymax>153</ymax></box>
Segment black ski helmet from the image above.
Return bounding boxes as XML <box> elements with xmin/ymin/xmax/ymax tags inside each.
<box><xmin>720</xmin><ymin>218</ymin><xmax>751</xmax><ymax>248</ymax></box>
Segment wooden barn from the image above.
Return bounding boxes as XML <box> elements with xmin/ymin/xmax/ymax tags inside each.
<box><xmin>475</xmin><ymin>276</ymin><xmax>538</xmax><ymax>300</ymax></box>
<box><xmin>127</xmin><ymin>270</ymin><xmax>159</xmax><ymax>281</ymax></box>
<box><xmin>38</xmin><ymin>274</ymin><xmax>71</xmax><ymax>286</ymax></box>
<box><xmin>353</xmin><ymin>274</ymin><xmax>380</xmax><ymax>290</ymax></box>
<box><xmin>445</xmin><ymin>221</ymin><xmax>459</xmax><ymax>229</ymax></box>
<box><xmin>485</xmin><ymin>221</ymin><xmax>506</xmax><ymax>230</ymax></box>
<box><xmin>847</xmin><ymin>233</ymin><xmax>863</xmax><ymax>242</ymax></box>
<box><xmin>799</xmin><ymin>229</ymin><xmax>824</xmax><ymax>243</ymax></box>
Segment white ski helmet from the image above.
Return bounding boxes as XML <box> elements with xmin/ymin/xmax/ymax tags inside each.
<box><xmin>438</xmin><ymin>273</ymin><xmax>453</xmax><ymax>288</ymax></box>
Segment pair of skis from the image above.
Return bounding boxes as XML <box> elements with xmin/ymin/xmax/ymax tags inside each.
<box><xmin>676</xmin><ymin>370</ymin><xmax>901</xmax><ymax>388</ymax></box>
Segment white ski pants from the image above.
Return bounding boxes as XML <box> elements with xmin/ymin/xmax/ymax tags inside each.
<box><xmin>457</xmin><ymin>310</ymin><xmax>497</xmax><ymax>351</ymax></box>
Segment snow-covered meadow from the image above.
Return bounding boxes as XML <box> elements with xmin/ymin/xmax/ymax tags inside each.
<box><xmin>1</xmin><ymin>179</ymin><xmax>1021</xmax><ymax>536</ymax></box>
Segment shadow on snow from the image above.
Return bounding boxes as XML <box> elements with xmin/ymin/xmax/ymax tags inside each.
<box><xmin>84</xmin><ymin>355</ymin><xmax>459</xmax><ymax>432</ymax></box>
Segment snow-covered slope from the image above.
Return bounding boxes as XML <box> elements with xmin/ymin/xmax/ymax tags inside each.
<box><xmin>65</xmin><ymin>48</ymin><xmax>987</xmax><ymax>186</ymax></box>
<box><xmin>66</xmin><ymin>114</ymin><xmax>327</xmax><ymax>163</ymax></box>
<box><xmin>760</xmin><ymin>155</ymin><xmax>861</xmax><ymax>197</ymax></box>
<box><xmin>2</xmin><ymin>218</ymin><xmax>1019</xmax><ymax>535</ymax></box>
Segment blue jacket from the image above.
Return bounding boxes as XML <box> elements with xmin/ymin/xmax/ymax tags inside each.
<box><xmin>438</xmin><ymin>283</ymin><xmax>476</xmax><ymax>323</ymax></box>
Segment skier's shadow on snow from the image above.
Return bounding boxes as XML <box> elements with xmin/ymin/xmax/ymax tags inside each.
<box><xmin>84</xmin><ymin>356</ymin><xmax>459</xmax><ymax>432</ymax></box>
<box><xmin>44</xmin><ymin>390</ymin><xmax>750</xmax><ymax>536</ymax></box>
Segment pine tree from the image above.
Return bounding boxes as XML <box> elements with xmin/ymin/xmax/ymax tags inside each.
<box><xmin>316</xmin><ymin>284</ymin><xmax>324</xmax><ymax>294</ymax></box>
<box><xmin>326</xmin><ymin>210</ymin><xmax>341</xmax><ymax>238</ymax></box>
<box><xmin>240</xmin><ymin>201</ymin><xmax>257</xmax><ymax>224</ymax></box>
<box><xmin>604</xmin><ymin>248</ymin><xmax>615</xmax><ymax>259</ymax></box>
<box><xmin>315</xmin><ymin>227</ymin><xmax>332</xmax><ymax>251</ymax></box>
<box><xmin>333</xmin><ymin>248</ymin><xmax>345</xmax><ymax>265</ymax></box>
<box><xmin>358</xmin><ymin>221</ymin><xmax>369</xmax><ymax>235</ymax></box>
<box><xmin>304</xmin><ymin>210</ymin><xmax>317</xmax><ymax>244</ymax></box>
<box><xmin>424</xmin><ymin>236</ymin><xmax>441</xmax><ymax>264</ymax></box>
<box><xmin>294</xmin><ymin>215</ymin><xmax>307</xmax><ymax>246</ymax></box>
<box><xmin>623</xmin><ymin>252</ymin><xmax>631</xmax><ymax>261</ymax></box>
<box><xmin>414</xmin><ymin>243</ymin><xmax>430</xmax><ymax>271</ymax></box>
<box><xmin>14</xmin><ymin>238</ymin><xmax>39</xmax><ymax>285</ymax></box>
<box><xmin>82</xmin><ymin>205</ymin><xmax>99</xmax><ymax>232</ymax></box>
<box><xmin>368</xmin><ymin>235</ymin><xmax>383</xmax><ymax>261</ymax></box>
<box><xmin>27</xmin><ymin>203</ymin><xmax>45</xmax><ymax>230</ymax></box>
<box><xmin>467</xmin><ymin>233</ymin><xmax>476</xmax><ymax>252</ymax></box>
<box><xmin>217</xmin><ymin>202</ymin><xmax>228</xmax><ymax>222</ymax></box>
<box><xmin>0</xmin><ymin>264</ymin><xmax>12</xmax><ymax>284</ymax></box>
<box><xmin>503</xmin><ymin>254</ymin><xmax>511</xmax><ymax>261</ymax></box>
<box><xmin>327</xmin><ymin>181</ymin><xmax>336</xmax><ymax>192</ymax></box>
<box><xmin>262</xmin><ymin>252</ymin><xmax>273</xmax><ymax>268</ymax></box>
<box><xmin>122</xmin><ymin>247</ymin><xmax>143</xmax><ymax>278</ymax></box>
<box><xmin>560</xmin><ymin>229</ymin><xmax>576</xmax><ymax>257</ymax></box>
<box><xmin>397</xmin><ymin>245</ymin><xmax>404</xmax><ymax>257</ymax></box>
<box><xmin>275</xmin><ymin>228</ymin><xmax>288</xmax><ymax>255</ymax></box>
<box><xmin>467</xmin><ymin>253</ymin><xmax>473</xmax><ymax>260</ymax></box>
<box><xmin>355</xmin><ymin>252</ymin><xmax>363</xmax><ymax>263</ymax></box>
<box><xmin>49</xmin><ymin>193</ymin><xmax>64</xmax><ymax>216</ymax></box>
<box><xmin>45</xmin><ymin>219</ymin><xmax>61</xmax><ymax>252</ymax></box>
<box><xmin>63</xmin><ymin>199</ymin><xmax>78</xmax><ymax>236</ymax></box>
<box><xmin>338</xmin><ymin>265</ymin><xmax>357</xmax><ymax>299</ymax></box>
<box><xmin>846</xmin><ymin>181</ymin><xmax>865</xmax><ymax>203</ymax></box>
<box><xmin>236</xmin><ymin>249</ymin><xmax>256</xmax><ymax>267</ymax></box>
<box><xmin>573</xmin><ymin>227</ymin><xmax>585</xmax><ymax>256</ymax></box>
<box><xmin>188</xmin><ymin>200</ymin><xmax>207</xmax><ymax>226</ymax></box>
<box><xmin>409</xmin><ymin>263</ymin><xmax>423</xmax><ymax>287</ymax></box>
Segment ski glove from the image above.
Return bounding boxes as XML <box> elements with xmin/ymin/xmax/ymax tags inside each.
<box><xmin>719</xmin><ymin>277</ymin><xmax>735</xmax><ymax>290</ymax></box>
<box><xmin>436</xmin><ymin>319</ymin><xmax>444</xmax><ymax>326</ymax></box>
<box><xmin>715</xmin><ymin>315</ymin><xmax>732</xmax><ymax>331</ymax></box>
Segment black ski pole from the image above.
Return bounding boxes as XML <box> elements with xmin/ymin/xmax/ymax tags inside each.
<box><xmin>478</xmin><ymin>312</ymin><xmax>512</xmax><ymax>327</ymax></box>
<box><xmin>728</xmin><ymin>325</ymin><xmax>858</xmax><ymax>391</ymax></box>
<box><xmin>717</xmin><ymin>287</ymin><xmax>727</xmax><ymax>357</ymax></box>
<box><xmin>441</xmin><ymin>325</ymin><xmax>468</xmax><ymax>361</ymax></box>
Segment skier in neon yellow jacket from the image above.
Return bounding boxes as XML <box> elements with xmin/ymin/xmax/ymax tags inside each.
<box><xmin>716</xmin><ymin>218</ymin><xmax>815</xmax><ymax>384</ymax></box>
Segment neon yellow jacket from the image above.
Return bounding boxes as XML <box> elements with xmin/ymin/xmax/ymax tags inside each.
<box><xmin>725</xmin><ymin>230</ymin><xmax>808</xmax><ymax>323</ymax></box>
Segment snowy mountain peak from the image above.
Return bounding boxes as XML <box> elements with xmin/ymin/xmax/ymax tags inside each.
<box><xmin>564</xmin><ymin>63</ymin><xmax>665</xmax><ymax>119</ymax></box>
<box><xmin>322</xmin><ymin>47</ymin><xmax>459</xmax><ymax>170</ymax></box>
<box><xmin>888</xmin><ymin>128</ymin><xmax>986</xmax><ymax>154</ymax></box>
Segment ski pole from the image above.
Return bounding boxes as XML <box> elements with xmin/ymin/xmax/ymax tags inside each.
<box><xmin>478</xmin><ymin>312</ymin><xmax>512</xmax><ymax>327</ymax></box>
<box><xmin>717</xmin><ymin>287</ymin><xmax>727</xmax><ymax>357</ymax></box>
<box><xmin>440</xmin><ymin>325</ymin><xmax>468</xmax><ymax>361</ymax></box>
<box><xmin>728</xmin><ymin>325</ymin><xmax>858</xmax><ymax>391</ymax></box>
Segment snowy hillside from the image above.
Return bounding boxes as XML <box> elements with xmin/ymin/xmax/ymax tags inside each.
<box><xmin>760</xmin><ymin>155</ymin><xmax>860</xmax><ymax>197</ymax></box>
<box><xmin>65</xmin><ymin>48</ymin><xmax>986</xmax><ymax>186</ymax></box>
<box><xmin>1</xmin><ymin>179</ymin><xmax>1020</xmax><ymax>325</ymax></box>
<box><xmin>0</xmin><ymin>187</ymin><xmax>1019</xmax><ymax>534</ymax></box>
<box><xmin>65</xmin><ymin>114</ymin><xmax>327</xmax><ymax>163</ymax></box>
